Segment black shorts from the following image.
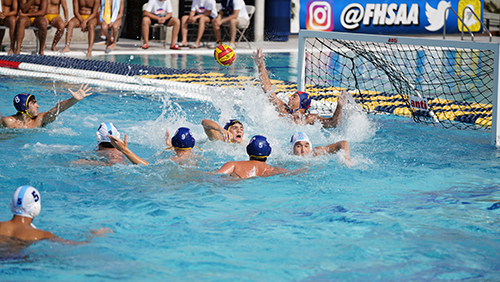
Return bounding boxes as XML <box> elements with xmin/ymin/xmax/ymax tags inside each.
<box><xmin>151</xmin><ymin>18</ymin><xmax>171</xmax><ymax>26</ymax></box>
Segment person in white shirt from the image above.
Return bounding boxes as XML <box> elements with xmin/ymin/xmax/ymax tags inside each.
<box><xmin>211</xmin><ymin>0</ymin><xmax>249</xmax><ymax>49</ymax></box>
<box><xmin>141</xmin><ymin>0</ymin><xmax>181</xmax><ymax>50</ymax></box>
<box><xmin>179</xmin><ymin>0</ymin><xmax>217</xmax><ymax>48</ymax></box>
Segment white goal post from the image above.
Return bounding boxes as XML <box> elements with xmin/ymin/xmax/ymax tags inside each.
<box><xmin>297</xmin><ymin>29</ymin><xmax>500</xmax><ymax>146</ymax></box>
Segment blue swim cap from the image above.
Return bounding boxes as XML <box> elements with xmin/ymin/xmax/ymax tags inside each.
<box><xmin>13</xmin><ymin>93</ymin><xmax>34</xmax><ymax>113</ymax></box>
<box><xmin>224</xmin><ymin>119</ymin><xmax>242</xmax><ymax>131</ymax></box>
<box><xmin>246</xmin><ymin>135</ymin><xmax>272</xmax><ymax>160</ymax></box>
<box><xmin>297</xmin><ymin>91</ymin><xmax>312</xmax><ymax>110</ymax></box>
<box><xmin>171</xmin><ymin>127</ymin><xmax>195</xmax><ymax>149</ymax></box>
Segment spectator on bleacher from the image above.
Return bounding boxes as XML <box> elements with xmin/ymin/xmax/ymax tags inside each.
<box><xmin>211</xmin><ymin>0</ymin><xmax>249</xmax><ymax>49</ymax></box>
<box><xmin>179</xmin><ymin>0</ymin><xmax>217</xmax><ymax>49</ymax></box>
<box><xmin>0</xmin><ymin>0</ymin><xmax>18</xmax><ymax>53</ymax></box>
<box><xmin>60</xmin><ymin>0</ymin><xmax>99</xmax><ymax>59</ymax></box>
<box><xmin>13</xmin><ymin>0</ymin><xmax>48</xmax><ymax>55</ymax></box>
<box><xmin>46</xmin><ymin>0</ymin><xmax>68</xmax><ymax>52</ymax></box>
<box><xmin>100</xmin><ymin>0</ymin><xmax>124</xmax><ymax>53</ymax></box>
<box><xmin>141</xmin><ymin>0</ymin><xmax>181</xmax><ymax>50</ymax></box>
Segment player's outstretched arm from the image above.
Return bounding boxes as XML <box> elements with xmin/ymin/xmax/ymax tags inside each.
<box><xmin>202</xmin><ymin>119</ymin><xmax>232</xmax><ymax>142</ymax></box>
<box><xmin>252</xmin><ymin>48</ymin><xmax>273</xmax><ymax>93</ymax></box>
<box><xmin>41</xmin><ymin>83</ymin><xmax>93</xmax><ymax>126</ymax></box>
<box><xmin>313</xmin><ymin>140</ymin><xmax>353</xmax><ymax>166</ymax></box>
<box><xmin>252</xmin><ymin>48</ymin><xmax>288</xmax><ymax>115</ymax></box>
<box><xmin>108</xmin><ymin>135</ymin><xmax>149</xmax><ymax>165</ymax></box>
<box><xmin>262</xmin><ymin>166</ymin><xmax>291</xmax><ymax>177</ymax></box>
<box><xmin>315</xmin><ymin>90</ymin><xmax>348</xmax><ymax>128</ymax></box>
<box><xmin>49</xmin><ymin>227</ymin><xmax>113</xmax><ymax>245</ymax></box>
<box><xmin>165</xmin><ymin>129</ymin><xmax>173</xmax><ymax>149</ymax></box>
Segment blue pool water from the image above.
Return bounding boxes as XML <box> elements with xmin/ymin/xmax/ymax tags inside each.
<box><xmin>1</xmin><ymin>53</ymin><xmax>500</xmax><ymax>281</ymax></box>
<box><xmin>100</xmin><ymin>52</ymin><xmax>300</xmax><ymax>82</ymax></box>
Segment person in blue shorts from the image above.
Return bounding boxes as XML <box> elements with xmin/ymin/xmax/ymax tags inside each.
<box><xmin>216</xmin><ymin>135</ymin><xmax>288</xmax><ymax>178</ymax></box>
<box><xmin>0</xmin><ymin>186</ymin><xmax>112</xmax><ymax>243</ymax></box>
<box><xmin>108</xmin><ymin>127</ymin><xmax>197</xmax><ymax>164</ymax></box>
<box><xmin>212</xmin><ymin>0</ymin><xmax>249</xmax><ymax>49</ymax></box>
<box><xmin>0</xmin><ymin>83</ymin><xmax>92</xmax><ymax>129</ymax></box>
<box><xmin>202</xmin><ymin>118</ymin><xmax>244</xmax><ymax>143</ymax></box>
<box><xmin>252</xmin><ymin>48</ymin><xmax>348</xmax><ymax>128</ymax></box>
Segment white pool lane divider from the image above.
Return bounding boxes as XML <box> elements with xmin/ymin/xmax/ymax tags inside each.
<box><xmin>0</xmin><ymin>55</ymin><xmax>324</xmax><ymax>115</ymax></box>
<box><xmin>0</xmin><ymin>58</ymin><xmax>243</xmax><ymax>102</ymax></box>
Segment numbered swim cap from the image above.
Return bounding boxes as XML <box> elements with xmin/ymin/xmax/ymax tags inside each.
<box><xmin>224</xmin><ymin>119</ymin><xmax>242</xmax><ymax>131</ymax></box>
<box><xmin>96</xmin><ymin>122</ymin><xmax>120</xmax><ymax>144</ymax></box>
<box><xmin>289</xmin><ymin>132</ymin><xmax>312</xmax><ymax>155</ymax></box>
<box><xmin>13</xmin><ymin>93</ymin><xmax>34</xmax><ymax>113</ymax></box>
<box><xmin>10</xmin><ymin>186</ymin><xmax>41</xmax><ymax>219</ymax></box>
<box><xmin>246</xmin><ymin>135</ymin><xmax>272</xmax><ymax>160</ymax></box>
<box><xmin>296</xmin><ymin>91</ymin><xmax>312</xmax><ymax>110</ymax></box>
<box><xmin>171</xmin><ymin>127</ymin><xmax>195</xmax><ymax>149</ymax></box>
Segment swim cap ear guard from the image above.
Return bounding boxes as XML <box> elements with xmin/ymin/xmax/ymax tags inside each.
<box><xmin>14</xmin><ymin>93</ymin><xmax>34</xmax><ymax>116</ymax></box>
<box><xmin>10</xmin><ymin>186</ymin><xmax>41</xmax><ymax>219</ymax></box>
<box><xmin>296</xmin><ymin>91</ymin><xmax>312</xmax><ymax>110</ymax></box>
<box><xmin>171</xmin><ymin>127</ymin><xmax>195</xmax><ymax>149</ymax></box>
<box><xmin>289</xmin><ymin>132</ymin><xmax>312</xmax><ymax>155</ymax></box>
<box><xmin>96</xmin><ymin>122</ymin><xmax>121</xmax><ymax>144</ymax></box>
<box><xmin>224</xmin><ymin>119</ymin><xmax>242</xmax><ymax>131</ymax></box>
<box><xmin>246</xmin><ymin>135</ymin><xmax>272</xmax><ymax>159</ymax></box>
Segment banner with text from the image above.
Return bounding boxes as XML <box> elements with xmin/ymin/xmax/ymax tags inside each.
<box><xmin>300</xmin><ymin>0</ymin><xmax>483</xmax><ymax>34</ymax></box>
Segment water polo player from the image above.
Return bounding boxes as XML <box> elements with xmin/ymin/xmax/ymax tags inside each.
<box><xmin>289</xmin><ymin>132</ymin><xmax>352</xmax><ymax>166</ymax></box>
<box><xmin>0</xmin><ymin>83</ymin><xmax>92</xmax><ymax>129</ymax></box>
<box><xmin>0</xmin><ymin>186</ymin><xmax>111</xmax><ymax>243</ymax></box>
<box><xmin>252</xmin><ymin>47</ymin><xmax>348</xmax><ymax>128</ymax></box>
<box><xmin>108</xmin><ymin>127</ymin><xmax>198</xmax><ymax>165</ymax></box>
<box><xmin>202</xmin><ymin>118</ymin><xmax>244</xmax><ymax>143</ymax></box>
<box><xmin>216</xmin><ymin>135</ymin><xmax>288</xmax><ymax>178</ymax></box>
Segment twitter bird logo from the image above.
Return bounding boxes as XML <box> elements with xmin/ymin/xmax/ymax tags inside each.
<box><xmin>425</xmin><ymin>1</ymin><xmax>452</xmax><ymax>31</ymax></box>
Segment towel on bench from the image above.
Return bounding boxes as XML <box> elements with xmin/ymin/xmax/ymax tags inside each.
<box><xmin>100</xmin><ymin>0</ymin><xmax>120</xmax><ymax>24</ymax></box>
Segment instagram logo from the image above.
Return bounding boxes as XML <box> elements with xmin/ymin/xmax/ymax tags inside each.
<box><xmin>306</xmin><ymin>0</ymin><xmax>334</xmax><ymax>31</ymax></box>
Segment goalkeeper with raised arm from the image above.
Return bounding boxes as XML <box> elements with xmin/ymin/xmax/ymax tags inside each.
<box><xmin>252</xmin><ymin>48</ymin><xmax>347</xmax><ymax>128</ymax></box>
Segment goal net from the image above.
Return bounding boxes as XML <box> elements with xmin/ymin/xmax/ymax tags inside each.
<box><xmin>297</xmin><ymin>30</ymin><xmax>500</xmax><ymax>145</ymax></box>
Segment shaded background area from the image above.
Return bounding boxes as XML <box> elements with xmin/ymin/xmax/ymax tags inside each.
<box><xmin>121</xmin><ymin>0</ymin><xmax>256</xmax><ymax>43</ymax></box>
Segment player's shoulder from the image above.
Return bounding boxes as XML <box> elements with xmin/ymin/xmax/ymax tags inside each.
<box><xmin>0</xmin><ymin>115</ymin><xmax>15</xmax><ymax>127</ymax></box>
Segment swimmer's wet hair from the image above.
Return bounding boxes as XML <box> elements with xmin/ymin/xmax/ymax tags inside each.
<box><xmin>100</xmin><ymin>142</ymin><xmax>114</xmax><ymax>149</ymax></box>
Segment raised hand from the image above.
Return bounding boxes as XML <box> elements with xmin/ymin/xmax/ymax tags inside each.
<box><xmin>221</xmin><ymin>129</ymin><xmax>233</xmax><ymax>142</ymax></box>
<box><xmin>165</xmin><ymin>129</ymin><xmax>172</xmax><ymax>148</ymax></box>
<box><xmin>69</xmin><ymin>82</ymin><xmax>92</xmax><ymax>101</ymax></box>
<box><xmin>251</xmin><ymin>48</ymin><xmax>264</xmax><ymax>67</ymax></box>
<box><xmin>108</xmin><ymin>134</ymin><xmax>128</xmax><ymax>152</ymax></box>
<box><xmin>338</xmin><ymin>90</ymin><xmax>348</xmax><ymax>107</ymax></box>
<box><xmin>90</xmin><ymin>227</ymin><xmax>113</xmax><ymax>237</ymax></box>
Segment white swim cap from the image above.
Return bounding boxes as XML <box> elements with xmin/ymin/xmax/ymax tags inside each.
<box><xmin>96</xmin><ymin>122</ymin><xmax>120</xmax><ymax>144</ymax></box>
<box><xmin>10</xmin><ymin>186</ymin><xmax>41</xmax><ymax>219</ymax></box>
<box><xmin>289</xmin><ymin>132</ymin><xmax>312</xmax><ymax>154</ymax></box>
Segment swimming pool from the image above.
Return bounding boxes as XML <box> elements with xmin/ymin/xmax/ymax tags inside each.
<box><xmin>1</xmin><ymin>52</ymin><xmax>499</xmax><ymax>281</ymax></box>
